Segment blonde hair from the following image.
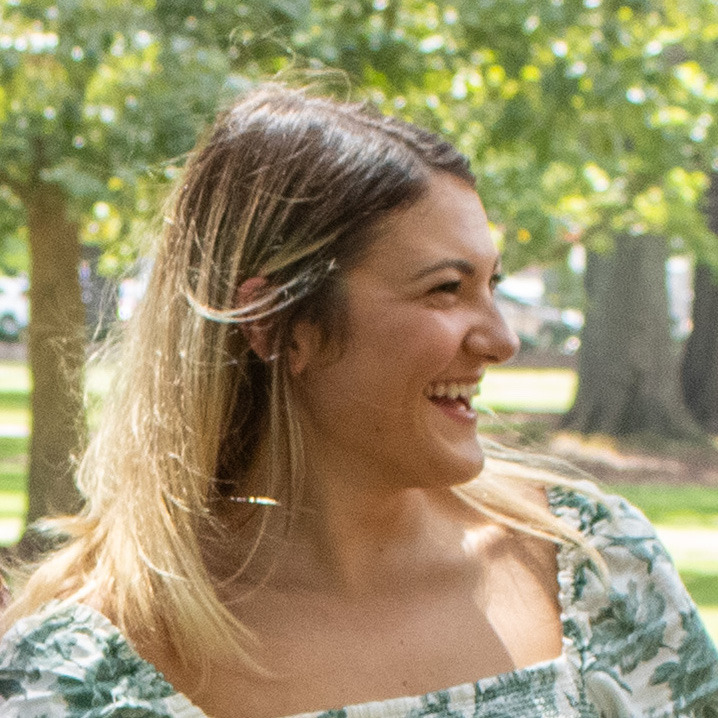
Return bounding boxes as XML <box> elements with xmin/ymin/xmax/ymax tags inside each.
<box><xmin>2</xmin><ymin>83</ymin><xmax>603</xmax><ymax>682</ymax></box>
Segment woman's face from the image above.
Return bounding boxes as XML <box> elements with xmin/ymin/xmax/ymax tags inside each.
<box><xmin>292</xmin><ymin>173</ymin><xmax>519</xmax><ymax>494</ymax></box>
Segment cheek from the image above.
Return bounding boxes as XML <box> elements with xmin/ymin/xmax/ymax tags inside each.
<box><xmin>352</xmin><ymin>299</ymin><xmax>460</xmax><ymax>354</ymax></box>
<box><xmin>347</xmin><ymin>315</ymin><xmax>464</xmax><ymax>414</ymax></box>
<box><xmin>387</xmin><ymin>313</ymin><xmax>464</xmax><ymax>369</ymax></box>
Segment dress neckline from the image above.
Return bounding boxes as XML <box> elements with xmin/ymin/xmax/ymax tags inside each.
<box><xmin>17</xmin><ymin>486</ymin><xmax>589</xmax><ymax>718</ymax></box>
<box><xmin>278</xmin><ymin>485</ymin><xmax>586</xmax><ymax>718</ymax></box>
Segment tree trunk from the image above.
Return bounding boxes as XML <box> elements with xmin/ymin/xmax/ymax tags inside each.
<box><xmin>25</xmin><ymin>184</ymin><xmax>85</xmax><ymax>524</ymax></box>
<box><xmin>681</xmin><ymin>172</ymin><xmax>718</xmax><ymax>433</ymax></box>
<box><xmin>681</xmin><ymin>263</ymin><xmax>718</xmax><ymax>433</ymax></box>
<box><xmin>562</xmin><ymin>234</ymin><xmax>701</xmax><ymax>439</ymax></box>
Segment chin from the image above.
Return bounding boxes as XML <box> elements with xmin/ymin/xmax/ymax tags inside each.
<box><xmin>447</xmin><ymin>440</ymin><xmax>486</xmax><ymax>482</ymax></box>
<box><xmin>416</xmin><ymin>450</ymin><xmax>485</xmax><ymax>489</ymax></box>
<box><xmin>455</xmin><ymin>457</ymin><xmax>486</xmax><ymax>486</ymax></box>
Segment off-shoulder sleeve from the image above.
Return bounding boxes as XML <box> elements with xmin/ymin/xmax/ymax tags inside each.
<box><xmin>551</xmin><ymin>486</ymin><xmax>718</xmax><ymax>718</ymax></box>
<box><xmin>0</xmin><ymin>602</ymin><xmax>206</xmax><ymax>718</ymax></box>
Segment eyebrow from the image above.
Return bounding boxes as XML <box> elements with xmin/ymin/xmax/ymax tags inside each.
<box><xmin>411</xmin><ymin>256</ymin><xmax>502</xmax><ymax>281</ymax></box>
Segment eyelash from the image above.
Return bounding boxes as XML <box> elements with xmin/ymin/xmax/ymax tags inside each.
<box><xmin>490</xmin><ymin>272</ymin><xmax>505</xmax><ymax>289</ymax></box>
<box><xmin>431</xmin><ymin>273</ymin><xmax>504</xmax><ymax>295</ymax></box>
<box><xmin>432</xmin><ymin>280</ymin><xmax>462</xmax><ymax>294</ymax></box>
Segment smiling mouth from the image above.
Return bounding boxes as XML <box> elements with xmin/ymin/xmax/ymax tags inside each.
<box><xmin>424</xmin><ymin>381</ymin><xmax>479</xmax><ymax>415</ymax></box>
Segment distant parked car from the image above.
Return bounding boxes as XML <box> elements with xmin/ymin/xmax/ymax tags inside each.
<box><xmin>495</xmin><ymin>285</ymin><xmax>583</xmax><ymax>355</ymax></box>
<box><xmin>0</xmin><ymin>276</ymin><xmax>29</xmax><ymax>341</ymax></box>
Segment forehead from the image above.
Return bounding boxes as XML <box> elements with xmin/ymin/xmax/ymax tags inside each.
<box><xmin>360</xmin><ymin>174</ymin><xmax>498</xmax><ymax>277</ymax></box>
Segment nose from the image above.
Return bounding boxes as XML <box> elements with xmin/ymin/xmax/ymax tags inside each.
<box><xmin>463</xmin><ymin>306</ymin><xmax>520</xmax><ymax>364</ymax></box>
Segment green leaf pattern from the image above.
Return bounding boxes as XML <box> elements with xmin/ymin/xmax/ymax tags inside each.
<box><xmin>0</xmin><ymin>603</ymin><xmax>198</xmax><ymax>717</ymax></box>
<box><xmin>1</xmin><ymin>488</ymin><xmax>716</xmax><ymax>717</ymax></box>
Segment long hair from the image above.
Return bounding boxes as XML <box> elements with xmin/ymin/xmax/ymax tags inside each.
<box><xmin>2</xmin><ymin>83</ymin><xmax>599</xmax><ymax>682</ymax></box>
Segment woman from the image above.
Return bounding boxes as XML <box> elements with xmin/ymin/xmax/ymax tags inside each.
<box><xmin>1</xmin><ymin>84</ymin><xmax>716</xmax><ymax>718</ymax></box>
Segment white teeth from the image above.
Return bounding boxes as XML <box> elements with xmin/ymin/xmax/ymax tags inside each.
<box><xmin>426</xmin><ymin>382</ymin><xmax>479</xmax><ymax>401</ymax></box>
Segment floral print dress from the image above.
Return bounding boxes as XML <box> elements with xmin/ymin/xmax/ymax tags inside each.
<box><xmin>1</xmin><ymin>485</ymin><xmax>717</xmax><ymax>718</ymax></box>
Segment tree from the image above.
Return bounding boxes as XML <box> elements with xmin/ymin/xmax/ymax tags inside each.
<box><xmin>681</xmin><ymin>173</ymin><xmax>718</xmax><ymax>433</ymax></box>
<box><xmin>681</xmin><ymin>263</ymin><xmax>718</xmax><ymax>433</ymax></box>
<box><xmin>565</xmin><ymin>236</ymin><xmax>700</xmax><ymax>438</ymax></box>
<box><xmin>0</xmin><ymin>0</ymin><xmax>299</xmax><ymax>522</ymax></box>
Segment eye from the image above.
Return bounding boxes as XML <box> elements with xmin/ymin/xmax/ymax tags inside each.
<box><xmin>489</xmin><ymin>272</ymin><xmax>504</xmax><ymax>291</ymax></box>
<box><xmin>431</xmin><ymin>279</ymin><xmax>462</xmax><ymax>295</ymax></box>
<box><xmin>426</xmin><ymin>279</ymin><xmax>462</xmax><ymax>308</ymax></box>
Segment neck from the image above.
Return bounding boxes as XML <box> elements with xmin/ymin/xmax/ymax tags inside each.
<box><xmin>213</xmin><ymin>432</ymin><xmax>497</xmax><ymax>601</ymax></box>
<box><xmin>278</xmin><ymin>450</ymin><xmax>492</xmax><ymax>597</ymax></box>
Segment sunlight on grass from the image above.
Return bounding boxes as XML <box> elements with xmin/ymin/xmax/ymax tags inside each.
<box><xmin>0</xmin><ymin>362</ymin><xmax>30</xmax><ymax>393</ymax></box>
<box><xmin>606</xmin><ymin>483</ymin><xmax>718</xmax><ymax>529</ymax></box>
<box><xmin>0</xmin><ymin>516</ymin><xmax>23</xmax><ymax>545</ymax></box>
<box><xmin>0</xmin><ymin>491</ymin><xmax>25</xmax><ymax>546</ymax></box>
<box><xmin>0</xmin><ymin>361</ymin><xmax>115</xmax><ymax>396</ymax></box>
<box><xmin>479</xmin><ymin>368</ymin><xmax>577</xmax><ymax>413</ymax></box>
<box><xmin>657</xmin><ymin>527</ymin><xmax>718</xmax><ymax>575</ymax></box>
<box><xmin>0</xmin><ymin>407</ymin><xmax>30</xmax><ymax>428</ymax></box>
<box><xmin>0</xmin><ymin>491</ymin><xmax>26</xmax><ymax>516</ymax></box>
<box><xmin>0</xmin><ymin>435</ymin><xmax>27</xmax><ymax>498</ymax></box>
<box><xmin>679</xmin><ymin>571</ymin><xmax>718</xmax><ymax>607</ymax></box>
<box><xmin>700</xmin><ymin>608</ymin><xmax>718</xmax><ymax>646</ymax></box>
<box><xmin>0</xmin><ymin>361</ymin><xmax>115</xmax><ymax>432</ymax></box>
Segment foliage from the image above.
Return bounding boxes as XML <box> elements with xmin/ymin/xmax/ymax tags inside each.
<box><xmin>0</xmin><ymin>0</ymin><xmax>217</xmax><ymax>272</ymax></box>
<box><xmin>2</xmin><ymin>1</ymin><xmax>718</xmax><ymax>274</ymax></box>
<box><xmin>0</xmin><ymin>0</ymin><xmax>295</xmax><ymax>275</ymax></box>
<box><xmin>0</xmin><ymin>186</ymin><xmax>27</xmax><ymax>275</ymax></box>
<box><xmin>286</xmin><ymin>0</ymin><xmax>718</xmax><ymax>270</ymax></box>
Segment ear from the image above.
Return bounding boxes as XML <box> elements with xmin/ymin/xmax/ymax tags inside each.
<box><xmin>288</xmin><ymin>319</ymin><xmax>323</xmax><ymax>376</ymax></box>
<box><xmin>236</xmin><ymin>277</ymin><xmax>275</xmax><ymax>362</ymax></box>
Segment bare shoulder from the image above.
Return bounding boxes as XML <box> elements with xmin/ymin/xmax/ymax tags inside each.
<box><xmin>516</xmin><ymin>480</ymin><xmax>552</xmax><ymax>507</ymax></box>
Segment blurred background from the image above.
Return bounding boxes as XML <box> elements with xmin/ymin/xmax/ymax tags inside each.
<box><xmin>0</xmin><ymin>0</ymin><xmax>716</xmax><ymax>638</ymax></box>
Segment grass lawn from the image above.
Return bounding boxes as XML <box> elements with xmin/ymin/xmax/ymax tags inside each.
<box><xmin>480</xmin><ymin>366</ymin><xmax>577</xmax><ymax>413</ymax></box>
<box><xmin>1</xmin><ymin>361</ymin><xmax>716</xmax><ymax>642</ymax></box>
<box><xmin>603</xmin><ymin>483</ymin><xmax>718</xmax><ymax>529</ymax></box>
